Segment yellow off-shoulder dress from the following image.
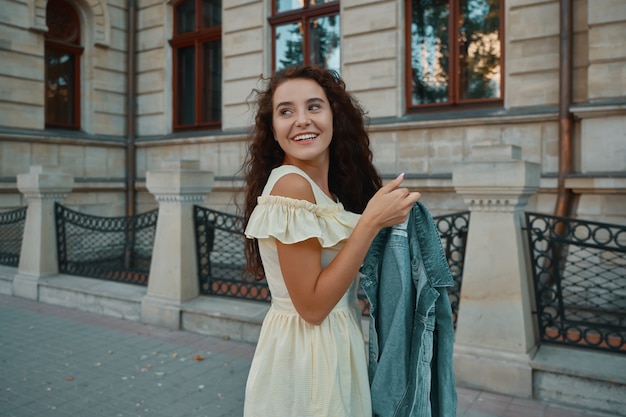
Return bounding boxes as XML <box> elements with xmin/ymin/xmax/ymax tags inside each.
<box><xmin>243</xmin><ymin>165</ymin><xmax>372</xmax><ymax>417</ymax></box>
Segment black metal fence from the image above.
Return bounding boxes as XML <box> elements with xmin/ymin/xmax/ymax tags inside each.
<box><xmin>434</xmin><ymin>211</ymin><xmax>470</xmax><ymax>327</ymax></box>
<box><xmin>193</xmin><ymin>206</ymin><xmax>269</xmax><ymax>300</ymax></box>
<box><xmin>55</xmin><ymin>203</ymin><xmax>158</xmax><ymax>285</ymax></box>
<box><xmin>193</xmin><ymin>205</ymin><xmax>470</xmax><ymax>322</ymax></box>
<box><xmin>525</xmin><ymin>212</ymin><xmax>626</xmax><ymax>353</ymax></box>
<box><xmin>0</xmin><ymin>207</ymin><xmax>27</xmax><ymax>267</ymax></box>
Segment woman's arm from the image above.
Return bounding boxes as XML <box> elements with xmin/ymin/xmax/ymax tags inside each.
<box><xmin>272</xmin><ymin>173</ymin><xmax>420</xmax><ymax>325</ymax></box>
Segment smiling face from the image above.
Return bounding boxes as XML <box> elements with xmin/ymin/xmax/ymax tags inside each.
<box><xmin>271</xmin><ymin>78</ymin><xmax>334</xmax><ymax>169</ymax></box>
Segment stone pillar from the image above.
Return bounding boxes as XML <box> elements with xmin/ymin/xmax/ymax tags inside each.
<box><xmin>452</xmin><ymin>145</ymin><xmax>541</xmax><ymax>398</ymax></box>
<box><xmin>141</xmin><ymin>160</ymin><xmax>214</xmax><ymax>329</ymax></box>
<box><xmin>13</xmin><ymin>165</ymin><xmax>74</xmax><ymax>299</ymax></box>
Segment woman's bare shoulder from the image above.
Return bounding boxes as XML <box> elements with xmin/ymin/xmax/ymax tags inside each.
<box><xmin>269</xmin><ymin>173</ymin><xmax>316</xmax><ymax>204</ymax></box>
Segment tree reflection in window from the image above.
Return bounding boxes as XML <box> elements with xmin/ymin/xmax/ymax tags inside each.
<box><xmin>408</xmin><ymin>0</ymin><xmax>501</xmax><ymax>109</ymax></box>
<box><xmin>45</xmin><ymin>0</ymin><xmax>83</xmax><ymax>129</ymax></box>
<box><xmin>271</xmin><ymin>0</ymin><xmax>340</xmax><ymax>73</ymax></box>
<box><xmin>459</xmin><ymin>0</ymin><xmax>501</xmax><ymax>100</ymax></box>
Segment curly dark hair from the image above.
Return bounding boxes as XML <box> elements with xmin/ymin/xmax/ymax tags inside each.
<box><xmin>241</xmin><ymin>65</ymin><xmax>382</xmax><ymax>280</ymax></box>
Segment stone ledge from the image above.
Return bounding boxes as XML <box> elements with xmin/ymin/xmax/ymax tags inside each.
<box><xmin>38</xmin><ymin>274</ymin><xmax>145</xmax><ymax>321</ymax></box>
<box><xmin>0</xmin><ymin>267</ymin><xmax>267</xmax><ymax>342</ymax></box>
<box><xmin>39</xmin><ymin>274</ymin><xmax>145</xmax><ymax>302</ymax></box>
<box><xmin>532</xmin><ymin>345</ymin><xmax>626</xmax><ymax>416</ymax></box>
<box><xmin>566</xmin><ymin>176</ymin><xmax>626</xmax><ymax>194</ymax></box>
<box><xmin>181</xmin><ymin>296</ymin><xmax>268</xmax><ymax>344</ymax></box>
<box><xmin>531</xmin><ymin>344</ymin><xmax>626</xmax><ymax>385</ymax></box>
<box><xmin>0</xmin><ymin>266</ymin><xmax>16</xmax><ymax>295</ymax></box>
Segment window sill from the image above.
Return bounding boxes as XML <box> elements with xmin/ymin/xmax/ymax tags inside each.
<box><xmin>369</xmin><ymin>105</ymin><xmax>559</xmax><ymax>130</ymax></box>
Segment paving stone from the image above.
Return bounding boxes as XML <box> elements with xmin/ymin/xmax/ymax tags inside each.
<box><xmin>0</xmin><ymin>294</ymin><xmax>619</xmax><ymax>417</ymax></box>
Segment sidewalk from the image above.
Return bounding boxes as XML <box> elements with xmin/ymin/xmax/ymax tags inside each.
<box><xmin>0</xmin><ymin>294</ymin><xmax>614</xmax><ymax>417</ymax></box>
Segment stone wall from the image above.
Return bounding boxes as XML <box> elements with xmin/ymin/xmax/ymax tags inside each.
<box><xmin>0</xmin><ymin>0</ymin><xmax>45</xmax><ymax>130</ymax></box>
<box><xmin>136</xmin><ymin>0</ymin><xmax>170</xmax><ymax>136</ymax></box>
<box><xmin>0</xmin><ymin>0</ymin><xmax>129</xmax><ymax>214</ymax></box>
<box><xmin>0</xmin><ymin>0</ymin><xmax>624</xmax><ymax>224</ymax></box>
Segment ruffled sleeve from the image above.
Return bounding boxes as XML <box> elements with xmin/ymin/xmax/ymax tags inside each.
<box><xmin>244</xmin><ymin>195</ymin><xmax>360</xmax><ymax>248</ymax></box>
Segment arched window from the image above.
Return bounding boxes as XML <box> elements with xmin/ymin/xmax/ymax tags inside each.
<box><xmin>45</xmin><ymin>0</ymin><xmax>83</xmax><ymax>129</ymax></box>
<box><xmin>270</xmin><ymin>0</ymin><xmax>340</xmax><ymax>73</ymax></box>
<box><xmin>171</xmin><ymin>0</ymin><xmax>222</xmax><ymax>131</ymax></box>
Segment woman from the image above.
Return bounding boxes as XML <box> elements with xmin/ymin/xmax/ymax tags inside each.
<box><xmin>241</xmin><ymin>65</ymin><xmax>421</xmax><ymax>417</ymax></box>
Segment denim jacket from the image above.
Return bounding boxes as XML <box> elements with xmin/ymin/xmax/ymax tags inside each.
<box><xmin>360</xmin><ymin>202</ymin><xmax>457</xmax><ymax>417</ymax></box>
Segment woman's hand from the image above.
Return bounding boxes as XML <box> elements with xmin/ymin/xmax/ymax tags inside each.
<box><xmin>361</xmin><ymin>173</ymin><xmax>421</xmax><ymax>229</ymax></box>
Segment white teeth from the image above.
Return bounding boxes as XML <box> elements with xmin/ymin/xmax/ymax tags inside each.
<box><xmin>293</xmin><ymin>134</ymin><xmax>317</xmax><ymax>141</ymax></box>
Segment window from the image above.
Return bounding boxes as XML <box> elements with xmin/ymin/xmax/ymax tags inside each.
<box><xmin>270</xmin><ymin>0</ymin><xmax>340</xmax><ymax>73</ymax></box>
<box><xmin>171</xmin><ymin>0</ymin><xmax>222</xmax><ymax>130</ymax></box>
<box><xmin>406</xmin><ymin>0</ymin><xmax>502</xmax><ymax>112</ymax></box>
<box><xmin>45</xmin><ymin>0</ymin><xmax>83</xmax><ymax>129</ymax></box>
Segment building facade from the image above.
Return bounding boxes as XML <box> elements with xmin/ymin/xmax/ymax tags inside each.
<box><xmin>2</xmin><ymin>1</ymin><xmax>626</xmax><ymax>411</ymax></box>
<box><xmin>0</xmin><ymin>0</ymin><xmax>624</xmax><ymax>222</ymax></box>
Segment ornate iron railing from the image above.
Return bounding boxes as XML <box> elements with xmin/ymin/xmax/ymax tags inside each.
<box><xmin>525</xmin><ymin>212</ymin><xmax>626</xmax><ymax>353</ymax></box>
<box><xmin>0</xmin><ymin>207</ymin><xmax>27</xmax><ymax>267</ymax></box>
<box><xmin>434</xmin><ymin>211</ymin><xmax>470</xmax><ymax>328</ymax></box>
<box><xmin>193</xmin><ymin>206</ymin><xmax>470</xmax><ymax>323</ymax></box>
<box><xmin>55</xmin><ymin>203</ymin><xmax>157</xmax><ymax>285</ymax></box>
<box><xmin>194</xmin><ymin>206</ymin><xmax>269</xmax><ymax>300</ymax></box>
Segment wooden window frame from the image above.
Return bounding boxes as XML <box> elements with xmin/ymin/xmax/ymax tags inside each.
<box><xmin>404</xmin><ymin>0</ymin><xmax>504</xmax><ymax>114</ymax></box>
<box><xmin>269</xmin><ymin>0</ymin><xmax>340</xmax><ymax>73</ymax></box>
<box><xmin>44</xmin><ymin>0</ymin><xmax>83</xmax><ymax>130</ymax></box>
<box><xmin>170</xmin><ymin>0</ymin><xmax>222</xmax><ymax>131</ymax></box>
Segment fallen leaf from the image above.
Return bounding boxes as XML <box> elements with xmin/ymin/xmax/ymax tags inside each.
<box><xmin>65</xmin><ymin>376</ymin><xmax>74</xmax><ymax>382</ymax></box>
<box><xmin>193</xmin><ymin>354</ymin><xmax>205</xmax><ymax>361</ymax></box>
<box><xmin>171</xmin><ymin>353</ymin><xmax>178</xmax><ymax>358</ymax></box>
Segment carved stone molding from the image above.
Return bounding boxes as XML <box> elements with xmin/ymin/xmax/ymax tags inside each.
<box><xmin>462</xmin><ymin>197</ymin><xmax>531</xmax><ymax>213</ymax></box>
<box><xmin>23</xmin><ymin>193</ymin><xmax>69</xmax><ymax>201</ymax></box>
<box><xmin>153</xmin><ymin>194</ymin><xmax>206</xmax><ymax>203</ymax></box>
<box><xmin>29</xmin><ymin>0</ymin><xmax>111</xmax><ymax>47</ymax></box>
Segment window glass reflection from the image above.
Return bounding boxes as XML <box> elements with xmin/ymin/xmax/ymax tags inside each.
<box><xmin>309</xmin><ymin>14</ymin><xmax>340</xmax><ymax>73</ymax></box>
<box><xmin>202</xmin><ymin>0</ymin><xmax>221</xmax><ymax>28</ymax></box>
<box><xmin>275</xmin><ymin>0</ymin><xmax>338</xmax><ymax>13</ymax></box>
<box><xmin>276</xmin><ymin>0</ymin><xmax>304</xmax><ymax>13</ymax></box>
<box><xmin>201</xmin><ymin>40</ymin><xmax>222</xmax><ymax>123</ymax></box>
<box><xmin>410</xmin><ymin>0</ymin><xmax>450</xmax><ymax>105</ymax></box>
<box><xmin>177</xmin><ymin>46</ymin><xmax>196</xmax><ymax>125</ymax></box>
<box><xmin>275</xmin><ymin>22</ymin><xmax>304</xmax><ymax>71</ymax></box>
<box><xmin>459</xmin><ymin>0</ymin><xmax>500</xmax><ymax>100</ymax></box>
<box><xmin>45</xmin><ymin>50</ymin><xmax>76</xmax><ymax>126</ymax></box>
<box><xmin>176</xmin><ymin>0</ymin><xmax>196</xmax><ymax>34</ymax></box>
